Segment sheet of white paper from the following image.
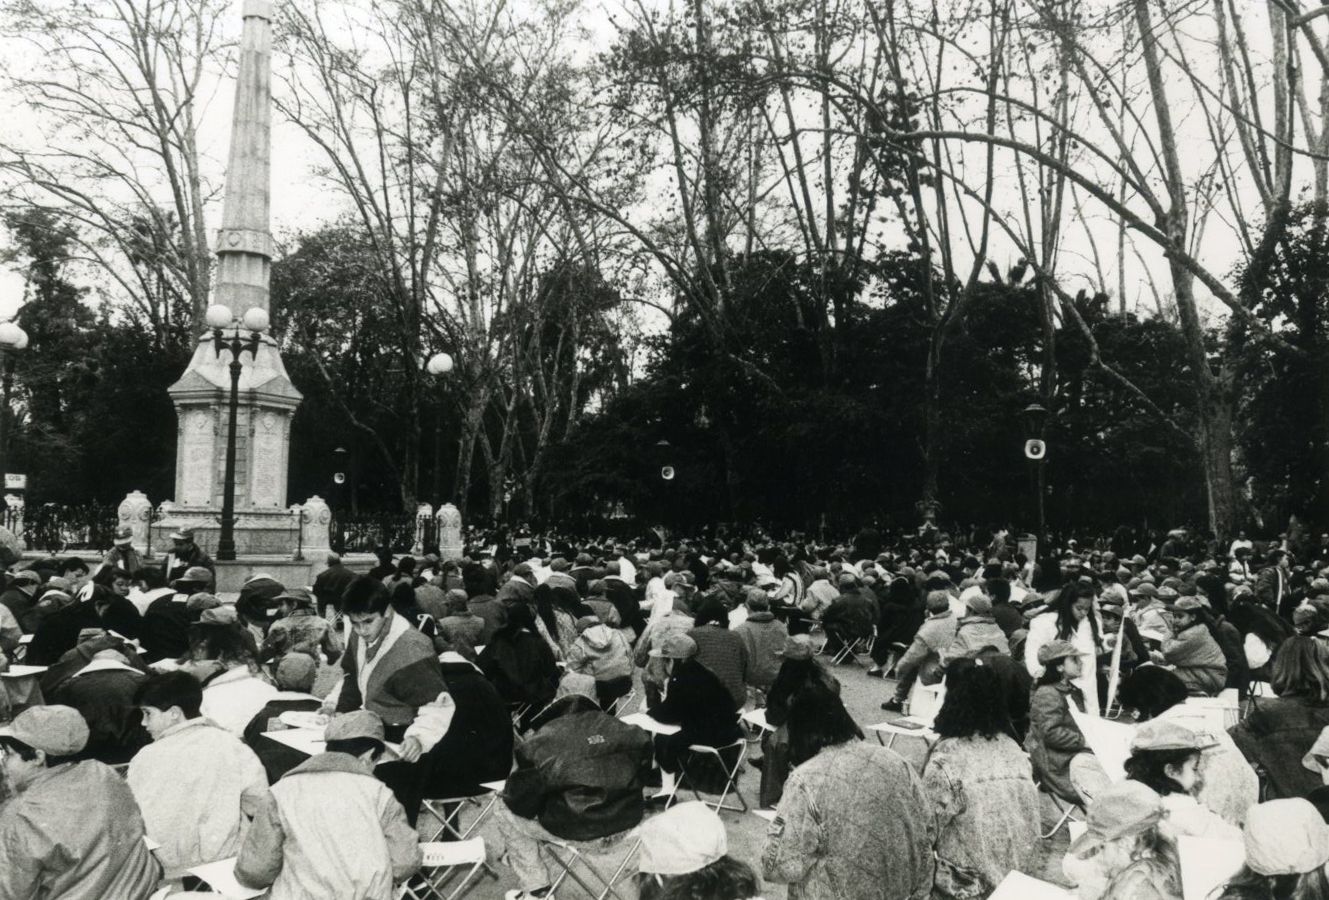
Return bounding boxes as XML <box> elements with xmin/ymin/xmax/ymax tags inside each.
<box><xmin>752</xmin><ymin>808</ymin><xmax>777</xmax><ymax>822</ymax></box>
<box><xmin>1178</xmin><ymin>835</ymin><xmax>1244</xmax><ymax>900</ymax></box>
<box><xmin>1069</xmin><ymin>706</ymin><xmax>1133</xmax><ymax>782</ymax></box>
<box><xmin>0</xmin><ymin>664</ymin><xmax>46</xmax><ymax>678</ymax></box>
<box><xmin>988</xmin><ymin>871</ymin><xmax>1073</xmax><ymax>900</ymax></box>
<box><xmin>621</xmin><ymin>712</ymin><xmax>681</xmax><ymax>736</ymax></box>
<box><xmin>741</xmin><ymin>708</ymin><xmax>774</xmax><ymax>732</ymax></box>
<box><xmin>186</xmin><ymin>857</ymin><xmax>267</xmax><ymax>899</ymax></box>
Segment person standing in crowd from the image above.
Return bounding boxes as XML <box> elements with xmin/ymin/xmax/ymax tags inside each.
<box><xmin>1062</xmin><ymin>781</ymin><xmax>1183</xmax><ymax>900</ymax></box>
<box><xmin>1254</xmin><ymin>550</ymin><xmax>1292</xmax><ymax>611</ymax></box>
<box><xmin>162</xmin><ymin>528</ymin><xmax>215</xmax><ymax>586</ymax></box>
<box><xmin>1216</xmin><ymin>798</ymin><xmax>1329</xmax><ymax>899</ymax></box>
<box><xmin>100</xmin><ymin>526</ymin><xmax>145</xmax><ymax>577</ymax></box>
<box><xmin>1124</xmin><ymin>719</ymin><xmax>1240</xmax><ymax>841</ymax></box>
<box><xmin>636</xmin><ymin>801</ymin><xmax>763</xmax><ymax>900</ymax></box>
<box><xmin>880</xmin><ymin>590</ymin><xmax>956</xmax><ymax>712</ymax></box>
<box><xmin>236</xmin><ymin>710</ymin><xmax>422</xmax><ymax>899</ymax></box>
<box><xmin>490</xmin><ymin>673</ymin><xmax>652</xmax><ymax>900</ymax></box>
<box><xmin>1026</xmin><ymin>581</ymin><xmax>1103</xmax><ymax>715</ymax></box>
<box><xmin>0</xmin><ymin>705</ymin><xmax>162</xmax><ymax>899</ymax></box>
<box><xmin>313</xmin><ymin>551</ymin><xmax>357</xmax><ymax>617</ymax></box>
<box><xmin>923</xmin><ymin>660</ymin><xmax>1039</xmax><ymax>892</ymax></box>
<box><xmin>762</xmin><ymin>681</ymin><xmax>934</xmax><ymax>900</ymax></box>
<box><xmin>1230</xmin><ymin>635</ymin><xmax>1329</xmax><ymax>799</ymax></box>
<box><xmin>128</xmin><ymin>671</ymin><xmax>271</xmax><ymax>878</ymax></box>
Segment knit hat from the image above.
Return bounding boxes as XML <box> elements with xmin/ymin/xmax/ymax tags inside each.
<box><xmin>324</xmin><ymin>709</ymin><xmax>385</xmax><ymax>743</ymax></box>
<box><xmin>1069</xmin><ymin>782</ymin><xmax>1164</xmax><ymax>859</ymax></box>
<box><xmin>0</xmin><ymin>705</ymin><xmax>89</xmax><ymax>756</ymax></box>
<box><xmin>638</xmin><ymin>801</ymin><xmax>728</xmax><ymax>875</ymax></box>
<box><xmin>275</xmin><ymin>654</ymin><xmax>318</xmax><ymax>692</ymax></box>
<box><xmin>1243</xmin><ymin>799</ymin><xmax>1329</xmax><ymax>876</ymax></box>
<box><xmin>965</xmin><ymin>594</ymin><xmax>993</xmax><ymax>615</ymax></box>
<box><xmin>1037</xmin><ymin>640</ymin><xmax>1079</xmax><ymax>666</ymax></box>
<box><xmin>1130</xmin><ymin>719</ymin><xmax>1216</xmax><ymax>754</ymax></box>
<box><xmin>926</xmin><ymin>591</ymin><xmax>951</xmax><ymax>614</ymax></box>
<box><xmin>778</xmin><ymin>634</ymin><xmax>815</xmax><ymax>661</ymax></box>
<box><xmin>649</xmin><ymin>633</ymin><xmax>697</xmax><ymax>660</ymax></box>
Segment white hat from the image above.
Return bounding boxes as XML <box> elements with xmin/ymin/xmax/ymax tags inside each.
<box><xmin>637</xmin><ymin>801</ymin><xmax>727</xmax><ymax>876</ymax></box>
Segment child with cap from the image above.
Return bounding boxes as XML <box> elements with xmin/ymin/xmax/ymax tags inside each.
<box><xmin>0</xmin><ymin>705</ymin><xmax>162</xmax><ymax>898</ymax></box>
<box><xmin>1124</xmin><ymin>719</ymin><xmax>1240</xmax><ymax>841</ymax></box>
<box><xmin>236</xmin><ymin>709</ymin><xmax>422</xmax><ymax>899</ymax></box>
<box><xmin>1025</xmin><ymin>638</ymin><xmax>1094</xmax><ymax>803</ymax></box>
<box><xmin>1061</xmin><ymin>780</ymin><xmax>1183</xmax><ymax>900</ymax></box>
<box><xmin>1216</xmin><ymin>798</ymin><xmax>1329</xmax><ymax>899</ymax></box>
<box><xmin>637</xmin><ymin>801</ymin><xmax>763</xmax><ymax>900</ymax></box>
<box><xmin>1154</xmin><ymin>596</ymin><xmax>1227</xmax><ymax>696</ymax></box>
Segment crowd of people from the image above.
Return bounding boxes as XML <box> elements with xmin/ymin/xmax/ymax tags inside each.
<box><xmin>6</xmin><ymin>522</ymin><xmax>1329</xmax><ymax>898</ymax></box>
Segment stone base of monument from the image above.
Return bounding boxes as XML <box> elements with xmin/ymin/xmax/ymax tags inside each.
<box><xmin>209</xmin><ymin>552</ymin><xmax>376</xmax><ymax>593</ymax></box>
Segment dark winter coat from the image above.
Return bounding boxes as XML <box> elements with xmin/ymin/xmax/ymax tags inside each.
<box><xmin>502</xmin><ymin>694</ymin><xmax>652</xmax><ymax>841</ymax></box>
<box><xmin>418</xmin><ymin>657</ymin><xmax>515</xmax><ymax>798</ymax></box>
<box><xmin>478</xmin><ymin>626</ymin><xmax>559</xmax><ymax>711</ymax></box>
<box><xmin>1230</xmin><ymin>694</ymin><xmax>1329</xmax><ymax>800</ymax></box>
<box><xmin>1025</xmin><ymin>680</ymin><xmax>1088</xmax><ymax>803</ymax></box>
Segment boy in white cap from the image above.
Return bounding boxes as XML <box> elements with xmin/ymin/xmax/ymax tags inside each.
<box><xmin>0</xmin><ymin>705</ymin><xmax>161</xmax><ymax>899</ymax></box>
<box><xmin>637</xmin><ymin>801</ymin><xmax>762</xmax><ymax>899</ymax></box>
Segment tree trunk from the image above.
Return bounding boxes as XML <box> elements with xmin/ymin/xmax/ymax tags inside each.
<box><xmin>1198</xmin><ymin>382</ymin><xmax>1236</xmax><ymax>542</ymax></box>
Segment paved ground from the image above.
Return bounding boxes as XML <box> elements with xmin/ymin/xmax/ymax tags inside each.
<box><xmin>354</xmin><ymin>655</ymin><xmax>1075</xmax><ymax>899</ymax></box>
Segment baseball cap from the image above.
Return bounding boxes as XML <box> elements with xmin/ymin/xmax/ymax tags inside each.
<box><xmin>1244</xmin><ymin>799</ymin><xmax>1329</xmax><ymax>876</ymax></box>
<box><xmin>638</xmin><ymin>801</ymin><xmax>727</xmax><ymax>875</ymax></box>
<box><xmin>1069</xmin><ymin>781</ymin><xmax>1164</xmax><ymax>858</ymax></box>
<box><xmin>1132</xmin><ymin>583</ymin><xmax>1157</xmax><ymax>600</ymax></box>
<box><xmin>172</xmin><ymin>566</ymin><xmax>212</xmax><ymax>587</ymax></box>
<box><xmin>198</xmin><ymin>606</ymin><xmax>238</xmax><ymax>626</ymax></box>
<box><xmin>274</xmin><ymin>587</ymin><xmax>315</xmax><ymax>609</ymax></box>
<box><xmin>1130</xmin><ymin>719</ymin><xmax>1216</xmax><ymax>754</ymax></box>
<box><xmin>1037</xmin><ymin>639</ymin><xmax>1079</xmax><ymax>666</ymax></box>
<box><xmin>324</xmin><ymin>709</ymin><xmax>385</xmax><ymax>743</ymax></box>
<box><xmin>649</xmin><ymin>633</ymin><xmax>697</xmax><ymax>660</ymax></box>
<box><xmin>0</xmin><ymin>705</ymin><xmax>89</xmax><ymax>756</ymax></box>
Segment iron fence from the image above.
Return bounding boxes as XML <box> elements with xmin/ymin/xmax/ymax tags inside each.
<box><xmin>2</xmin><ymin>503</ymin><xmax>120</xmax><ymax>553</ymax></box>
<box><xmin>332</xmin><ymin>511</ymin><xmax>438</xmax><ymax>555</ymax></box>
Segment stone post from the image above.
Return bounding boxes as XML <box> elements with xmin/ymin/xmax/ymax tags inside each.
<box><xmin>118</xmin><ymin>491</ymin><xmax>153</xmax><ymax>555</ymax></box>
<box><xmin>412</xmin><ymin>503</ymin><xmax>433</xmax><ymax>555</ymax></box>
<box><xmin>436</xmin><ymin>503</ymin><xmax>463</xmax><ymax>561</ymax></box>
<box><xmin>300</xmin><ymin>495</ymin><xmax>331</xmax><ymax>552</ymax></box>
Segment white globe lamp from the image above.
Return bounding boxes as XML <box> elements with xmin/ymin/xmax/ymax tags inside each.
<box><xmin>241</xmin><ymin>307</ymin><xmax>270</xmax><ymax>334</ymax></box>
<box><xmin>204</xmin><ymin>304</ymin><xmax>234</xmax><ymax>330</ymax></box>
<box><xmin>426</xmin><ymin>352</ymin><xmax>454</xmax><ymax>376</ymax></box>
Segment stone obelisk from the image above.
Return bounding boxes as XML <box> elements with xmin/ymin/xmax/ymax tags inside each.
<box><xmin>157</xmin><ymin>0</ymin><xmax>302</xmax><ymax>555</ymax></box>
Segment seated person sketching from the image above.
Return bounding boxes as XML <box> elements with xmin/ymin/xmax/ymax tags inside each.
<box><xmin>259</xmin><ymin>586</ymin><xmax>341</xmax><ymax>666</ymax></box>
<box><xmin>236</xmin><ymin>710</ymin><xmax>422</xmax><ymax>900</ymax></box>
<box><xmin>244</xmin><ymin>653</ymin><xmax>325</xmax><ymax>783</ymax></box>
<box><xmin>0</xmin><ymin>706</ymin><xmax>161</xmax><ymax>899</ymax></box>
<box><xmin>128</xmin><ymin>671</ymin><xmax>271</xmax><ymax>878</ymax></box>
<box><xmin>491</xmin><ymin>673</ymin><xmax>653</xmax><ymax>900</ymax></box>
<box><xmin>636</xmin><ymin>801</ymin><xmax>763</xmax><ymax>900</ymax></box>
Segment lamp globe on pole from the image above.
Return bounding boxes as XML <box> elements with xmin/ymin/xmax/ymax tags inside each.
<box><xmin>241</xmin><ymin>307</ymin><xmax>270</xmax><ymax>334</ymax></box>
<box><xmin>204</xmin><ymin>304</ymin><xmax>234</xmax><ymax>330</ymax></box>
<box><xmin>426</xmin><ymin>352</ymin><xmax>454</xmax><ymax>376</ymax></box>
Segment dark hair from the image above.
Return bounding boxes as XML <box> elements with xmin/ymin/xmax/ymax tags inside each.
<box><xmin>533</xmin><ymin>583</ymin><xmax>561</xmax><ymax>642</ymax></box>
<box><xmin>325</xmin><ymin>737</ymin><xmax>385</xmax><ymax>759</ymax></box>
<box><xmin>1117</xmin><ymin>667</ymin><xmax>1189</xmax><ymax>721</ymax></box>
<box><xmin>986</xmin><ymin>578</ymin><xmax>1012</xmax><ymax>604</ymax></box>
<box><xmin>932</xmin><ymin>659</ymin><xmax>1016</xmax><ymax>741</ymax></box>
<box><xmin>186</xmin><ymin>623</ymin><xmax>256</xmax><ymax>668</ymax></box>
<box><xmin>635</xmin><ymin>856</ymin><xmax>761</xmax><ymax>900</ymax></box>
<box><xmin>1228</xmin><ymin>601</ymin><xmax>1294</xmax><ymax>651</ymax></box>
<box><xmin>59</xmin><ymin>557</ymin><xmax>88</xmax><ymax>576</ymax></box>
<box><xmin>342</xmin><ymin>576</ymin><xmax>392</xmax><ymax>616</ymax></box>
<box><xmin>1053</xmin><ymin>582</ymin><xmax>1100</xmax><ymax>647</ymax></box>
<box><xmin>694</xmin><ymin>595</ymin><xmax>728</xmax><ymax>628</ymax></box>
<box><xmin>0</xmin><ymin>735</ymin><xmax>77</xmax><ymax>768</ymax></box>
<box><xmin>503</xmin><ymin>601</ymin><xmax>537</xmax><ymax>634</ymax></box>
<box><xmin>1036</xmin><ymin>656</ymin><xmax>1073</xmax><ymax>687</ymax></box>
<box><xmin>1218</xmin><ymin>865</ymin><xmax>1329</xmax><ymax>900</ymax></box>
<box><xmin>1124</xmin><ymin>747</ymin><xmax>1199</xmax><ymax>796</ymax></box>
<box><xmin>139</xmin><ymin>566</ymin><xmax>166</xmax><ymax>590</ymax></box>
<box><xmin>134</xmin><ymin>671</ymin><xmax>204</xmax><ymax>718</ymax></box>
<box><xmin>93</xmin><ymin>566</ymin><xmax>130</xmax><ymax>587</ymax></box>
<box><xmin>396</xmin><ymin>556</ymin><xmax>416</xmax><ymax>575</ymax></box>
<box><xmin>788</xmin><ymin>681</ymin><xmax>863</xmax><ymax>766</ymax></box>
<box><xmin>1272</xmin><ymin>636</ymin><xmax>1329</xmax><ymax>701</ymax></box>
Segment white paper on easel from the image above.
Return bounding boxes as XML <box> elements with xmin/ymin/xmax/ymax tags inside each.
<box><xmin>1178</xmin><ymin>835</ymin><xmax>1244</xmax><ymax>900</ymax></box>
<box><xmin>1069</xmin><ymin>706</ymin><xmax>1133</xmax><ymax>782</ymax></box>
<box><xmin>185</xmin><ymin>858</ymin><xmax>266</xmax><ymax>899</ymax></box>
<box><xmin>988</xmin><ymin>871</ymin><xmax>1073</xmax><ymax>899</ymax></box>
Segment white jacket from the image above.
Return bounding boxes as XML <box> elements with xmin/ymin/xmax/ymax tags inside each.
<box><xmin>201</xmin><ymin>666</ymin><xmax>280</xmax><ymax>735</ymax></box>
<box><xmin>127</xmin><ymin>717</ymin><xmax>270</xmax><ymax>878</ymax></box>
<box><xmin>1025</xmin><ymin>611</ymin><xmax>1102</xmax><ymax>716</ymax></box>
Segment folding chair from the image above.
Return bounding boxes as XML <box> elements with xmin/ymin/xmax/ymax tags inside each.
<box><xmin>670</xmin><ymin>738</ymin><xmax>749</xmax><ymax>814</ymax></box>
<box><xmin>542</xmin><ymin>833</ymin><xmax>641</xmax><ymax>900</ymax></box>
<box><xmin>509</xmin><ymin>702</ymin><xmax>532</xmax><ymax>734</ymax></box>
<box><xmin>1037</xmin><ymin>782</ymin><xmax>1084</xmax><ymax>840</ymax></box>
<box><xmin>420</xmin><ymin>792</ymin><xmax>500</xmax><ymax>843</ymax></box>
<box><xmin>830</xmin><ymin>628</ymin><xmax>876</xmax><ymax>667</ymax></box>
<box><xmin>398</xmin><ymin>839</ymin><xmax>487</xmax><ymax>900</ymax></box>
<box><xmin>608</xmin><ymin>688</ymin><xmax>637</xmax><ymax>718</ymax></box>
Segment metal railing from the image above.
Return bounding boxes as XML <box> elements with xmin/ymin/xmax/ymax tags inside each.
<box><xmin>2</xmin><ymin>503</ymin><xmax>120</xmax><ymax>552</ymax></box>
<box><xmin>333</xmin><ymin>511</ymin><xmax>438</xmax><ymax>555</ymax></box>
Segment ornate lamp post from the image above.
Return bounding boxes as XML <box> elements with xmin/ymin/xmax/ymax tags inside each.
<box><xmin>1022</xmin><ymin>402</ymin><xmax>1049</xmax><ymax>547</ymax></box>
<box><xmin>425</xmin><ymin>351</ymin><xmax>455</xmax><ymax>505</ymax></box>
<box><xmin>0</xmin><ymin>301</ymin><xmax>29</xmax><ymax>493</ymax></box>
<box><xmin>205</xmin><ymin>303</ymin><xmax>270</xmax><ymax>561</ymax></box>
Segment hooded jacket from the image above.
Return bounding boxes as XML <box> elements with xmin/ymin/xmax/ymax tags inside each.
<box><xmin>733</xmin><ymin>611</ymin><xmax>790</xmax><ymax>691</ymax></box>
<box><xmin>896</xmin><ymin>611</ymin><xmax>958</xmax><ymax>679</ymax></box>
<box><xmin>502</xmin><ymin>694</ymin><xmax>653</xmax><ymax>841</ymax></box>
<box><xmin>1024</xmin><ymin>680</ymin><xmax>1088</xmax><ymax>803</ymax></box>
<box><xmin>1161</xmin><ymin>622</ymin><xmax>1227</xmax><ymax>696</ymax></box>
<box><xmin>235</xmin><ymin>752</ymin><xmax>421</xmax><ymax>900</ymax></box>
<box><xmin>566</xmin><ymin>624</ymin><xmax>633</xmax><ymax>682</ymax></box>
<box><xmin>943</xmin><ymin>614</ymin><xmax>1010</xmax><ymax>663</ymax></box>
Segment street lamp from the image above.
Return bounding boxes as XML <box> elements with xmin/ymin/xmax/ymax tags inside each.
<box><xmin>331</xmin><ymin>446</ymin><xmax>348</xmax><ymax>554</ymax></box>
<box><xmin>424</xmin><ymin>352</ymin><xmax>455</xmax><ymax>508</ymax></box>
<box><xmin>207</xmin><ymin>303</ymin><xmax>269</xmax><ymax>562</ymax></box>
<box><xmin>0</xmin><ymin>301</ymin><xmax>28</xmax><ymax>496</ymax></box>
<box><xmin>1022</xmin><ymin>402</ymin><xmax>1049</xmax><ymax>547</ymax></box>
